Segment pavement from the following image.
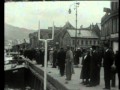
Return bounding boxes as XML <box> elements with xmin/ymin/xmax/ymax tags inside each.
<box><xmin>36</xmin><ymin>62</ymin><xmax>119</xmax><ymax>90</ymax></box>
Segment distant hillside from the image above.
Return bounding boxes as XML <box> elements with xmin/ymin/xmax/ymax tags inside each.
<box><xmin>5</xmin><ymin>24</ymin><xmax>35</xmax><ymax>41</ymax></box>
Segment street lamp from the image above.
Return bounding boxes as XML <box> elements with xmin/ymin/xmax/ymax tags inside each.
<box><xmin>68</xmin><ymin>2</ymin><xmax>80</xmax><ymax>50</ymax></box>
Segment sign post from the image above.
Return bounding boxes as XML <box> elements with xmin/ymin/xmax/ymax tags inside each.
<box><xmin>38</xmin><ymin>21</ymin><xmax>54</xmax><ymax>90</ymax></box>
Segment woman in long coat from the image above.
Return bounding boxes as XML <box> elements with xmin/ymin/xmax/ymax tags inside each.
<box><xmin>65</xmin><ymin>46</ymin><xmax>74</xmax><ymax>80</ymax></box>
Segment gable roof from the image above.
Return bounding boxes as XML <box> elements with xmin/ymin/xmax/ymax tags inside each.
<box><xmin>96</xmin><ymin>23</ymin><xmax>101</xmax><ymax>30</ymax></box>
<box><xmin>63</xmin><ymin>21</ymin><xmax>75</xmax><ymax>29</ymax></box>
<box><xmin>67</xmin><ymin>29</ymin><xmax>99</xmax><ymax>38</ymax></box>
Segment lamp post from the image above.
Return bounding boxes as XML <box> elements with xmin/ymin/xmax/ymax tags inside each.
<box><xmin>68</xmin><ymin>2</ymin><xmax>80</xmax><ymax>50</ymax></box>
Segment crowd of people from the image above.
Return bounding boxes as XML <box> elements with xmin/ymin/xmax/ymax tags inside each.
<box><xmin>19</xmin><ymin>43</ymin><xmax>119</xmax><ymax>90</ymax></box>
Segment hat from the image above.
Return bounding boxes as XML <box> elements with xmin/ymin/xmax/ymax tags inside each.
<box><xmin>104</xmin><ymin>43</ymin><xmax>109</xmax><ymax>48</ymax></box>
<box><xmin>92</xmin><ymin>45</ymin><xmax>96</xmax><ymax>50</ymax></box>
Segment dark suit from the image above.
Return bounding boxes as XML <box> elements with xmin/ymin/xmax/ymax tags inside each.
<box><xmin>103</xmin><ymin>49</ymin><xmax>114</xmax><ymax>89</ymax></box>
<box><xmin>89</xmin><ymin>50</ymin><xmax>100</xmax><ymax>86</ymax></box>
<box><xmin>74</xmin><ymin>50</ymin><xmax>81</xmax><ymax>65</ymax></box>
<box><xmin>52</xmin><ymin>50</ymin><xmax>57</xmax><ymax>68</ymax></box>
<box><xmin>57</xmin><ymin>50</ymin><xmax>66</xmax><ymax>76</ymax></box>
<box><xmin>40</xmin><ymin>50</ymin><xmax>44</xmax><ymax>67</ymax></box>
<box><xmin>96</xmin><ymin>49</ymin><xmax>103</xmax><ymax>85</ymax></box>
<box><xmin>80</xmin><ymin>53</ymin><xmax>90</xmax><ymax>80</ymax></box>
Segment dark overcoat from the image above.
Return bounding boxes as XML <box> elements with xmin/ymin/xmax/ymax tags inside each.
<box><xmin>80</xmin><ymin>53</ymin><xmax>91</xmax><ymax>79</ymax></box>
<box><xmin>90</xmin><ymin>50</ymin><xmax>100</xmax><ymax>85</ymax></box>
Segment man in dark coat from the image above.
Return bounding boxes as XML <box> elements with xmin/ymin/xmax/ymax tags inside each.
<box><xmin>96</xmin><ymin>46</ymin><xmax>103</xmax><ymax>85</ymax></box>
<box><xmin>57</xmin><ymin>48</ymin><xmax>66</xmax><ymax>76</ymax></box>
<box><xmin>87</xmin><ymin>46</ymin><xmax>101</xmax><ymax>87</ymax></box>
<box><xmin>115</xmin><ymin>51</ymin><xmax>119</xmax><ymax>90</ymax></box>
<box><xmin>52</xmin><ymin>48</ymin><xmax>57</xmax><ymax>68</ymax></box>
<box><xmin>40</xmin><ymin>48</ymin><xmax>45</xmax><ymax>67</ymax></box>
<box><xmin>74</xmin><ymin>48</ymin><xmax>82</xmax><ymax>65</ymax></box>
<box><xmin>103</xmin><ymin>44</ymin><xmax>114</xmax><ymax>90</ymax></box>
<box><xmin>35</xmin><ymin>49</ymin><xmax>41</xmax><ymax>64</ymax></box>
<box><xmin>80</xmin><ymin>50</ymin><xmax>91</xmax><ymax>85</ymax></box>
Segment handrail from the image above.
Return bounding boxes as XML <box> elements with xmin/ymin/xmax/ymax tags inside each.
<box><xmin>22</xmin><ymin>57</ymin><xmax>68</xmax><ymax>90</ymax></box>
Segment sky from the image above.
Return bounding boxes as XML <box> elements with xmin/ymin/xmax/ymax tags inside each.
<box><xmin>5</xmin><ymin>1</ymin><xmax>110</xmax><ymax>30</ymax></box>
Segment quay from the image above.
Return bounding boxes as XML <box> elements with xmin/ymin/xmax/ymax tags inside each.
<box><xmin>5</xmin><ymin>56</ymin><xmax>119</xmax><ymax>90</ymax></box>
<box><xmin>23</xmin><ymin>56</ymin><xmax>119</xmax><ymax>90</ymax></box>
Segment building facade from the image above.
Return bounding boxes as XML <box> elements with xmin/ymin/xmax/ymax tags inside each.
<box><xmin>101</xmin><ymin>1</ymin><xmax>119</xmax><ymax>53</ymax></box>
<box><xmin>62</xmin><ymin>28</ymin><xmax>100</xmax><ymax>49</ymax></box>
<box><xmin>29</xmin><ymin>27</ymin><xmax>62</xmax><ymax>49</ymax></box>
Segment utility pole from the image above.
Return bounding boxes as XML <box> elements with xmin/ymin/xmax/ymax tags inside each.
<box><xmin>68</xmin><ymin>2</ymin><xmax>80</xmax><ymax>50</ymax></box>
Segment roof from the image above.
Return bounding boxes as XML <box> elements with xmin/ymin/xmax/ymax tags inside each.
<box><xmin>67</xmin><ymin>29</ymin><xmax>99</xmax><ymax>38</ymax></box>
<box><xmin>96</xmin><ymin>23</ymin><xmax>101</xmax><ymax>30</ymax></box>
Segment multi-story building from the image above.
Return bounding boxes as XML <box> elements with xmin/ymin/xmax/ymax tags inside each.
<box><xmin>101</xmin><ymin>1</ymin><xmax>119</xmax><ymax>53</ymax></box>
<box><xmin>62</xmin><ymin>24</ymin><xmax>100</xmax><ymax>49</ymax></box>
<box><xmin>29</xmin><ymin>22</ymin><xmax>100</xmax><ymax>49</ymax></box>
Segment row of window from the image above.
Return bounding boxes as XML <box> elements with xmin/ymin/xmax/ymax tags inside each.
<box><xmin>72</xmin><ymin>40</ymin><xmax>99</xmax><ymax>45</ymax></box>
<box><xmin>101</xmin><ymin>16</ymin><xmax>119</xmax><ymax>37</ymax></box>
<box><xmin>111</xmin><ymin>2</ymin><xmax>119</xmax><ymax>11</ymax></box>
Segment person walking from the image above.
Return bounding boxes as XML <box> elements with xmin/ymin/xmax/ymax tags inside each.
<box><xmin>57</xmin><ymin>48</ymin><xmax>66</xmax><ymax>76</ymax></box>
<box><xmin>103</xmin><ymin>44</ymin><xmax>114</xmax><ymax>90</ymax></box>
<box><xmin>65</xmin><ymin>45</ymin><xmax>74</xmax><ymax>80</ymax></box>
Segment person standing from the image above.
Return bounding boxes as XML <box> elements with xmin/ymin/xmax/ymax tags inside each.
<box><xmin>57</xmin><ymin>48</ymin><xmax>66</xmax><ymax>76</ymax></box>
<box><xmin>80</xmin><ymin>49</ymin><xmax>91</xmax><ymax>85</ymax></box>
<box><xmin>74</xmin><ymin>48</ymin><xmax>82</xmax><ymax>65</ymax></box>
<box><xmin>65</xmin><ymin>46</ymin><xmax>74</xmax><ymax>80</ymax></box>
<box><xmin>115</xmin><ymin>51</ymin><xmax>119</xmax><ymax>90</ymax></box>
<box><xmin>96</xmin><ymin>46</ymin><xmax>103</xmax><ymax>85</ymax></box>
<box><xmin>103</xmin><ymin>44</ymin><xmax>114</xmax><ymax>90</ymax></box>
<box><xmin>87</xmin><ymin>46</ymin><xmax>100</xmax><ymax>87</ymax></box>
<box><xmin>49</xmin><ymin>48</ymin><xmax>54</xmax><ymax>66</ymax></box>
<box><xmin>52</xmin><ymin>48</ymin><xmax>57</xmax><ymax>68</ymax></box>
<box><xmin>40</xmin><ymin>48</ymin><xmax>45</xmax><ymax>67</ymax></box>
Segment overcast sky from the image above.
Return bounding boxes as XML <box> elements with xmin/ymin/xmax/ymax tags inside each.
<box><xmin>5</xmin><ymin>1</ymin><xmax>110</xmax><ymax>30</ymax></box>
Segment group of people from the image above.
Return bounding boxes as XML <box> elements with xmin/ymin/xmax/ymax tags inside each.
<box><xmin>19</xmin><ymin>43</ymin><xmax>119</xmax><ymax>90</ymax></box>
<box><xmin>80</xmin><ymin>44</ymin><xmax>119</xmax><ymax>90</ymax></box>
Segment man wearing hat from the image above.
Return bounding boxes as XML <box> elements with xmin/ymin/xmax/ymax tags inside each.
<box><xmin>103</xmin><ymin>43</ymin><xmax>114</xmax><ymax>90</ymax></box>
<box><xmin>87</xmin><ymin>45</ymin><xmax>100</xmax><ymax>87</ymax></box>
<box><xmin>57</xmin><ymin>48</ymin><xmax>66</xmax><ymax>76</ymax></box>
<box><xmin>74</xmin><ymin>47</ymin><xmax>82</xmax><ymax>66</ymax></box>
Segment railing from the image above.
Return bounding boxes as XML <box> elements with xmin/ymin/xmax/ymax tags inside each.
<box><xmin>23</xmin><ymin>58</ymin><xmax>68</xmax><ymax>90</ymax></box>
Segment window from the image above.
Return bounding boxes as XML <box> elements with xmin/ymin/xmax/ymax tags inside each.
<box><xmin>86</xmin><ymin>40</ymin><xmax>88</xmax><ymax>45</ymax></box>
<box><xmin>117</xmin><ymin>17</ymin><xmax>119</xmax><ymax>33</ymax></box>
<box><xmin>90</xmin><ymin>40</ymin><xmax>92</xmax><ymax>45</ymax></box>
<box><xmin>81</xmin><ymin>40</ymin><xmax>83</xmax><ymax>45</ymax></box>
<box><xmin>77</xmin><ymin>40</ymin><xmax>79</xmax><ymax>45</ymax></box>
<box><xmin>112</xmin><ymin>18</ymin><xmax>117</xmax><ymax>34</ymax></box>
<box><xmin>94</xmin><ymin>40</ymin><xmax>96</xmax><ymax>45</ymax></box>
<box><xmin>72</xmin><ymin>40</ymin><xmax>75</xmax><ymax>45</ymax></box>
<box><xmin>98</xmin><ymin>41</ymin><xmax>99</xmax><ymax>44</ymax></box>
